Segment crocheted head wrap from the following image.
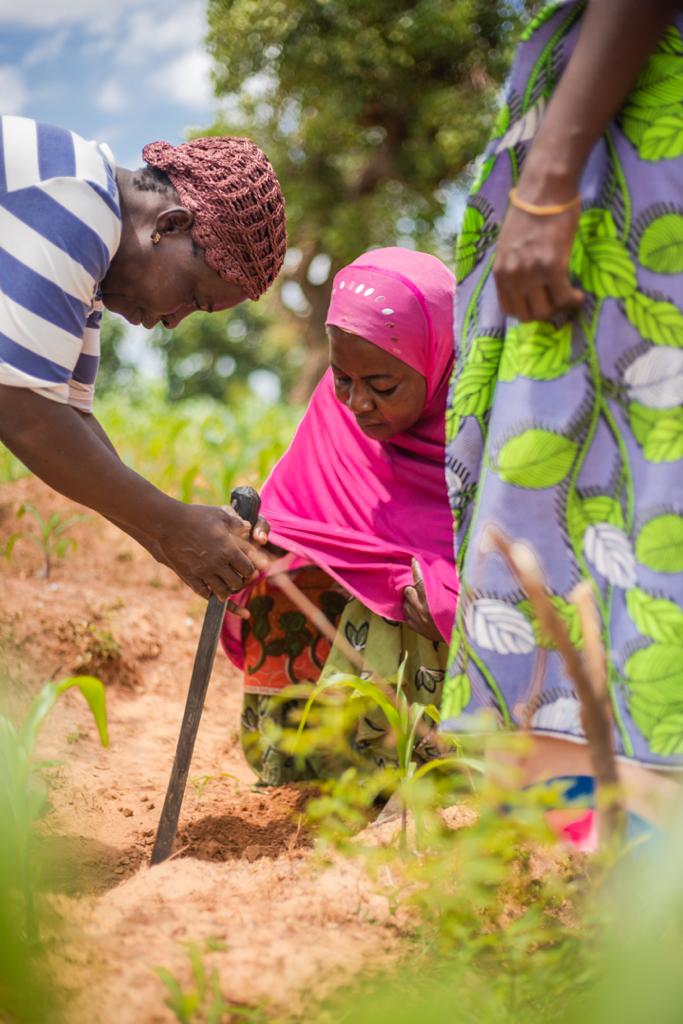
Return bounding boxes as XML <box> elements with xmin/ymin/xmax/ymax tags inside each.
<box><xmin>142</xmin><ymin>136</ymin><xmax>287</xmax><ymax>301</ymax></box>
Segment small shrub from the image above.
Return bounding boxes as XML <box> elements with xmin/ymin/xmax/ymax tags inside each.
<box><xmin>156</xmin><ymin>942</ymin><xmax>266</xmax><ymax>1024</ymax></box>
<box><xmin>5</xmin><ymin>502</ymin><xmax>84</xmax><ymax>578</ymax></box>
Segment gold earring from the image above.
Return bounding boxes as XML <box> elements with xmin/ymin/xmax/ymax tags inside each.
<box><xmin>151</xmin><ymin>231</ymin><xmax>161</xmax><ymax>245</ymax></box>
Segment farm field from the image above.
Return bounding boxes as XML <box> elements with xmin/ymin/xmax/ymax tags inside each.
<box><xmin>1</xmin><ymin>472</ymin><xmax>411</xmax><ymax>1023</ymax></box>
<box><xmin>3</xmin><ymin>396</ymin><xmax>683</xmax><ymax>1024</ymax></box>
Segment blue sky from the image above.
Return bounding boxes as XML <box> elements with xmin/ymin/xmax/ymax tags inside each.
<box><xmin>0</xmin><ymin>0</ymin><xmax>219</xmax><ymax>172</ymax></box>
<box><xmin>0</xmin><ymin>0</ymin><xmax>233</xmax><ymax>381</ymax></box>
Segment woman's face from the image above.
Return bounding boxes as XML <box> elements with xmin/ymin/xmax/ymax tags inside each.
<box><xmin>328</xmin><ymin>326</ymin><xmax>427</xmax><ymax>440</ymax></box>
<box><xmin>102</xmin><ymin>220</ymin><xmax>246</xmax><ymax>330</ymax></box>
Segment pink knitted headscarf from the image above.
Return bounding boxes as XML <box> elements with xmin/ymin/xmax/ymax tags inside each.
<box><xmin>142</xmin><ymin>136</ymin><xmax>287</xmax><ymax>300</ymax></box>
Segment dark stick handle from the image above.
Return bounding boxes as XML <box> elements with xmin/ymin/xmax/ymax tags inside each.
<box><xmin>150</xmin><ymin>486</ymin><xmax>262</xmax><ymax>866</ymax></box>
<box><xmin>150</xmin><ymin>594</ymin><xmax>226</xmax><ymax>865</ymax></box>
<box><xmin>230</xmin><ymin>486</ymin><xmax>261</xmax><ymax>531</ymax></box>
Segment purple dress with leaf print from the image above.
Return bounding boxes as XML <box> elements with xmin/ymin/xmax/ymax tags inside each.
<box><xmin>442</xmin><ymin>0</ymin><xmax>683</xmax><ymax>768</ymax></box>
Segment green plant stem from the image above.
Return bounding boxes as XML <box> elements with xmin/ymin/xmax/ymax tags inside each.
<box><xmin>508</xmin><ymin>145</ymin><xmax>519</xmax><ymax>185</ymax></box>
<box><xmin>604</xmin><ymin>589</ymin><xmax>634</xmax><ymax>757</ymax></box>
<box><xmin>600</xmin><ymin>399</ymin><xmax>635</xmax><ymax>533</ymax></box>
<box><xmin>568</xmin><ymin>301</ymin><xmax>634</xmax><ymax>754</ymax></box>
<box><xmin>599</xmin><ymin>397</ymin><xmax>635</xmax><ymax>755</ymax></box>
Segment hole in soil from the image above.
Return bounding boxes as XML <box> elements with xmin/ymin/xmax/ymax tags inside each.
<box><xmin>177</xmin><ymin>785</ymin><xmax>315</xmax><ymax>863</ymax></box>
<box><xmin>32</xmin><ymin>834</ymin><xmax>145</xmax><ymax>895</ymax></box>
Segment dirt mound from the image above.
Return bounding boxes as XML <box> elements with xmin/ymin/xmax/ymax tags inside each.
<box><xmin>179</xmin><ymin>785</ymin><xmax>314</xmax><ymax>862</ymax></box>
<box><xmin>0</xmin><ymin>475</ymin><xmax>190</xmax><ymax>691</ymax></box>
<box><xmin>34</xmin><ymin>832</ymin><xmax>146</xmax><ymax>896</ymax></box>
<box><xmin>1</xmin><ymin>476</ymin><xmax>403</xmax><ymax>1023</ymax></box>
<box><xmin>65</xmin><ymin>854</ymin><xmax>403</xmax><ymax>1024</ymax></box>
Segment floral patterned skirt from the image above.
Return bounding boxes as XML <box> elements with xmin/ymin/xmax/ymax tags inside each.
<box><xmin>443</xmin><ymin>2</ymin><xmax>683</xmax><ymax>768</ymax></box>
<box><xmin>240</xmin><ymin>566</ymin><xmax>447</xmax><ymax>785</ymax></box>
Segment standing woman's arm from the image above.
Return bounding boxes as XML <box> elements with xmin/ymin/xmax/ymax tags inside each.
<box><xmin>494</xmin><ymin>0</ymin><xmax>683</xmax><ymax>323</ymax></box>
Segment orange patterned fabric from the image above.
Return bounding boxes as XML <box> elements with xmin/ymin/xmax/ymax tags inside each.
<box><xmin>242</xmin><ymin>566</ymin><xmax>348</xmax><ymax>695</ymax></box>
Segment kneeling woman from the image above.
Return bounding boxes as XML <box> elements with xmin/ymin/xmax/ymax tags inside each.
<box><xmin>222</xmin><ymin>248</ymin><xmax>458</xmax><ymax>784</ymax></box>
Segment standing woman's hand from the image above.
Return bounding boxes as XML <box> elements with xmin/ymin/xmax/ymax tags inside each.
<box><xmin>493</xmin><ymin>200</ymin><xmax>585</xmax><ymax>323</ymax></box>
<box><xmin>488</xmin><ymin>0</ymin><xmax>683</xmax><ymax>325</ymax></box>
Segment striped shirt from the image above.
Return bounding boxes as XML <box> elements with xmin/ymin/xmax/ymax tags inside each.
<box><xmin>0</xmin><ymin>116</ymin><xmax>122</xmax><ymax>412</ymax></box>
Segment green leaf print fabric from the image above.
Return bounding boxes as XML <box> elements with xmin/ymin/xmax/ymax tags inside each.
<box><xmin>443</xmin><ymin>1</ymin><xmax>683</xmax><ymax>767</ymax></box>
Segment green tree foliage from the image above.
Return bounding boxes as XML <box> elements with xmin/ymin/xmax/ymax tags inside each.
<box><xmin>97</xmin><ymin>312</ymin><xmax>136</xmax><ymax>394</ymax></box>
<box><xmin>151</xmin><ymin>296</ymin><xmax>301</xmax><ymax>403</ymax></box>
<box><xmin>204</xmin><ymin>0</ymin><xmax>526</xmax><ymax>396</ymax></box>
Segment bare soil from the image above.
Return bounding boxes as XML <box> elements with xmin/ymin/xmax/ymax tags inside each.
<box><xmin>0</xmin><ymin>477</ymin><xmax>408</xmax><ymax>1023</ymax></box>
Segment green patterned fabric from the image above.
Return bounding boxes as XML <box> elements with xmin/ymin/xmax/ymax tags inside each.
<box><xmin>442</xmin><ymin>3</ymin><xmax>683</xmax><ymax>768</ymax></box>
<box><xmin>242</xmin><ymin>594</ymin><xmax>447</xmax><ymax>785</ymax></box>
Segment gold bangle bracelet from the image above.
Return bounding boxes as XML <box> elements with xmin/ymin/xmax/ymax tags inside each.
<box><xmin>509</xmin><ymin>187</ymin><xmax>581</xmax><ymax>217</ymax></box>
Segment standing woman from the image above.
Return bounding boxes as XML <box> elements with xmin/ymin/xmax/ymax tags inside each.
<box><xmin>443</xmin><ymin>1</ymin><xmax>683</xmax><ymax>805</ymax></box>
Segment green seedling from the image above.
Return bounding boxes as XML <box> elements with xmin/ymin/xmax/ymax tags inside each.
<box><xmin>0</xmin><ymin>446</ymin><xmax>29</xmax><ymax>483</ymax></box>
<box><xmin>81</xmin><ymin>625</ymin><xmax>121</xmax><ymax>666</ymax></box>
<box><xmin>156</xmin><ymin>942</ymin><xmax>266</xmax><ymax>1024</ymax></box>
<box><xmin>295</xmin><ymin>660</ymin><xmax>482</xmax><ymax>846</ymax></box>
<box><xmin>0</xmin><ymin>675</ymin><xmax>108</xmax><ymax>941</ymax></box>
<box><xmin>6</xmin><ymin>502</ymin><xmax>84</xmax><ymax>578</ymax></box>
<box><xmin>188</xmin><ymin>772</ymin><xmax>238</xmax><ymax>805</ymax></box>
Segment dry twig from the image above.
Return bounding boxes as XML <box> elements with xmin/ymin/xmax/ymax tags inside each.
<box><xmin>485</xmin><ymin>526</ymin><xmax>626</xmax><ymax>847</ymax></box>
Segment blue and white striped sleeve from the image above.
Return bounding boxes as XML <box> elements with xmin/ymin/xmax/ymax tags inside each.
<box><xmin>0</xmin><ymin>116</ymin><xmax>121</xmax><ymax>413</ymax></box>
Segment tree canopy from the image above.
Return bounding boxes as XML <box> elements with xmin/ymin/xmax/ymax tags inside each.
<box><xmin>164</xmin><ymin>1</ymin><xmax>528</xmax><ymax>400</ymax></box>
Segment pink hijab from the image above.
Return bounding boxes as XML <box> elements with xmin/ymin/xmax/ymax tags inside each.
<box><xmin>224</xmin><ymin>247</ymin><xmax>458</xmax><ymax>664</ymax></box>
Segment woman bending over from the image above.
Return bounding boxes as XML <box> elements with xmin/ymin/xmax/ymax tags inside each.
<box><xmin>222</xmin><ymin>247</ymin><xmax>458</xmax><ymax>784</ymax></box>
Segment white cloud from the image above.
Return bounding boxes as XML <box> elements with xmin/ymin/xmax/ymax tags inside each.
<box><xmin>148</xmin><ymin>49</ymin><xmax>213</xmax><ymax>109</ymax></box>
<box><xmin>0</xmin><ymin>65</ymin><xmax>28</xmax><ymax>114</ymax></box>
<box><xmin>22</xmin><ymin>29</ymin><xmax>70</xmax><ymax>67</ymax></box>
<box><xmin>0</xmin><ymin>0</ymin><xmax>135</xmax><ymax>26</ymax></box>
<box><xmin>96</xmin><ymin>80</ymin><xmax>127</xmax><ymax>114</ymax></box>
<box><xmin>115</xmin><ymin>3</ymin><xmax>206</xmax><ymax>65</ymax></box>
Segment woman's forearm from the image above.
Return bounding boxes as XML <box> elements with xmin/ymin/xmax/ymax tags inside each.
<box><xmin>0</xmin><ymin>386</ymin><xmax>258</xmax><ymax>599</ymax></box>
<box><xmin>520</xmin><ymin>0</ymin><xmax>682</xmax><ymax>202</ymax></box>
<box><xmin>0</xmin><ymin>386</ymin><xmax>177</xmax><ymax>538</ymax></box>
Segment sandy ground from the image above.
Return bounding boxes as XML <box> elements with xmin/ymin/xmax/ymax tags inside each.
<box><xmin>0</xmin><ymin>477</ymin><xmax>409</xmax><ymax>1023</ymax></box>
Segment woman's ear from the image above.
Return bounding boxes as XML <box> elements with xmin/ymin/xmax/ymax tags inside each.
<box><xmin>155</xmin><ymin>206</ymin><xmax>194</xmax><ymax>237</ymax></box>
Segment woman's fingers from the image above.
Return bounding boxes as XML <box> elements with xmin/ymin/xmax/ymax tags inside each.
<box><xmin>227</xmin><ymin>600</ymin><xmax>250</xmax><ymax>619</ymax></box>
<box><xmin>499</xmin><ymin>277</ymin><xmax>584</xmax><ymax>323</ymax></box>
<box><xmin>253</xmin><ymin>515</ymin><xmax>271</xmax><ymax>546</ymax></box>
<box><xmin>494</xmin><ymin>271</ymin><xmax>527</xmax><ymax>321</ymax></box>
<box><xmin>548</xmin><ymin>275</ymin><xmax>585</xmax><ymax>316</ymax></box>
<box><xmin>492</xmin><ymin>204</ymin><xmax>584</xmax><ymax>323</ymax></box>
<box><xmin>524</xmin><ymin>285</ymin><xmax>556</xmax><ymax>323</ymax></box>
<box><xmin>403</xmin><ymin>582</ymin><xmax>442</xmax><ymax>642</ymax></box>
<box><xmin>402</xmin><ymin>585</ymin><xmax>420</xmax><ymax>625</ymax></box>
<box><xmin>197</xmin><ymin>574</ymin><xmax>251</xmax><ymax>611</ymax></box>
<box><xmin>205</xmin><ymin>575</ymin><xmax>232</xmax><ymax>602</ymax></box>
<box><xmin>185</xmin><ymin>575</ymin><xmax>212</xmax><ymax>600</ymax></box>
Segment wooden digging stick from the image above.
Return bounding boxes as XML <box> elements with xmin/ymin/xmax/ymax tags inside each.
<box><xmin>486</xmin><ymin>527</ymin><xmax>626</xmax><ymax>847</ymax></box>
<box><xmin>150</xmin><ymin>487</ymin><xmax>262</xmax><ymax>866</ymax></box>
